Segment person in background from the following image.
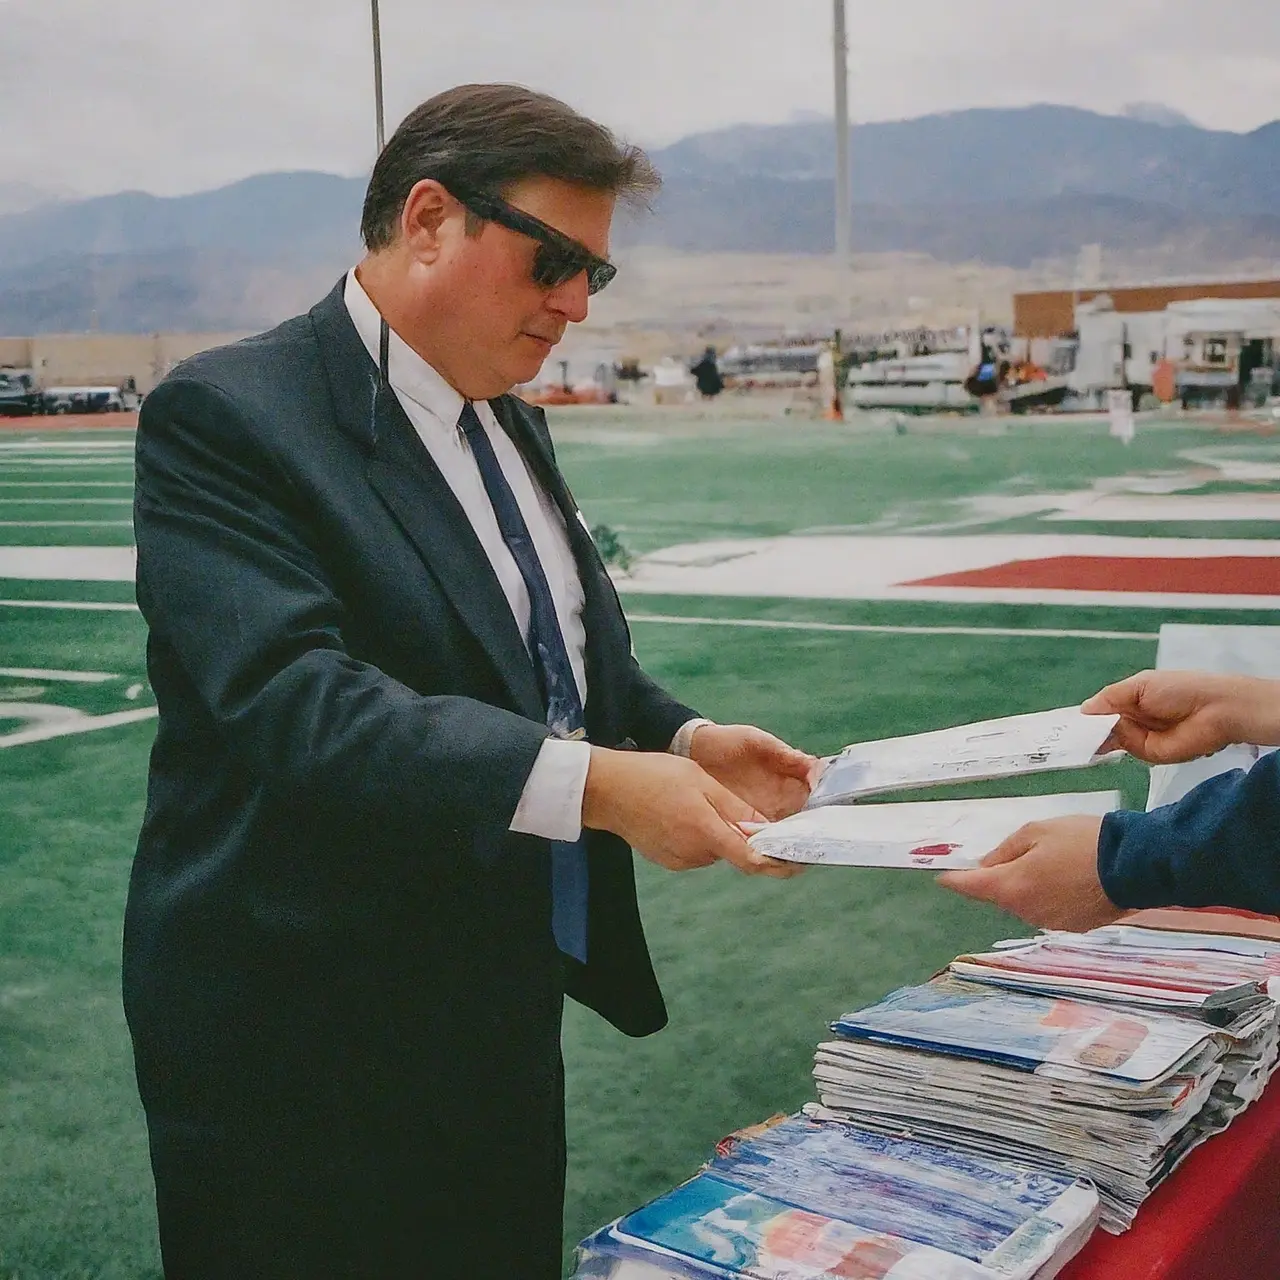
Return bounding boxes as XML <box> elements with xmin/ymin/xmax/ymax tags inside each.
<box><xmin>691</xmin><ymin>345</ymin><xmax>725</xmax><ymax>399</ymax></box>
<box><xmin>939</xmin><ymin>669</ymin><xmax>1280</xmax><ymax>929</ymax></box>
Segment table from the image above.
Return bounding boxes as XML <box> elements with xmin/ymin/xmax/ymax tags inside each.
<box><xmin>1059</xmin><ymin>908</ymin><xmax>1280</xmax><ymax>1280</ymax></box>
<box><xmin>1059</xmin><ymin>1079</ymin><xmax>1280</xmax><ymax>1280</ymax></box>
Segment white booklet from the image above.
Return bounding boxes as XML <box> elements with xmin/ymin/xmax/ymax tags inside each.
<box><xmin>748</xmin><ymin>791</ymin><xmax>1121</xmax><ymax>868</ymax></box>
<box><xmin>808</xmin><ymin>707</ymin><xmax>1121</xmax><ymax>808</ymax></box>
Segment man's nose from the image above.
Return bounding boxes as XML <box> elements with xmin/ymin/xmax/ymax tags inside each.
<box><xmin>545</xmin><ymin>271</ymin><xmax>591</xmax><ymax>324</ymax></box>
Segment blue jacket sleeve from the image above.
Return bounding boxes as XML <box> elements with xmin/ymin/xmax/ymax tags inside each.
<box><xmin>1098</xmin><ymin>751</ymin><xmax>1280</xmax><ymax>915</ymax></box>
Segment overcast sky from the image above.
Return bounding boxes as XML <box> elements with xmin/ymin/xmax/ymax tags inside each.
<box><xmin>3</xmin><ymin>0</ymin><xmax>1278</xmax><ymax>198</ymax></box>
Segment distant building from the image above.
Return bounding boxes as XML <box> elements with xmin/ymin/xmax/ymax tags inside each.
<box><xmin>1014</xmin><ymin>279</ymin><xmax>1280</xmax><ymax>339</ymax></box>
<box><xmin>0</xmin><ymin>332</ymin><xmax>251</xmax><ymax>396</ymax></box>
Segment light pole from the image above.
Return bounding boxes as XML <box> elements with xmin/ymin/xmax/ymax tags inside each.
<box><xmin>830</xmin><ymin>0</ymin><xmax>852</xmax><ymax>412</ymax></box>
<box><xmin>371</xmin><ymin>0</ymin><xmax>386</xmax><ymax>152</ymax></box>
<box><xmin>833</xmin><ymin>0</ymin><xmax>851</xmax><ymax>269</ymax></box>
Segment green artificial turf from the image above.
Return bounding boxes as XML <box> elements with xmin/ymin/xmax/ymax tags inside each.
<box><xmin>0</xmin><ymin>413</ymin><xmax>1276</xmax><ymax>1276</ymax></box>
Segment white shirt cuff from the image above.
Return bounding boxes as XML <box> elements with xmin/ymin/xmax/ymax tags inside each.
<box><xmin>509</xmin><ymin>736</ymin><xmax>591</xmax><ymax>842</ymax></box>
<box><xmin>669</xmin><ymin>717</ymin><xmax>715</xmax><ymax>758</ymax></box>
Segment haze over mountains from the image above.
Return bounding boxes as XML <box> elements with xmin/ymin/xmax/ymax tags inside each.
<box><xmin>2</xmin><ymin>104</ymin><xmax>1278</xmax><ymax>334</ymax></box>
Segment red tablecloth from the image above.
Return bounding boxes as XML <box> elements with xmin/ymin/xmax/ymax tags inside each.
<box><xmin>1059</xmin><ymin>1079</ymin><xmax>1280</xmax><ymax>1280</ymax></box>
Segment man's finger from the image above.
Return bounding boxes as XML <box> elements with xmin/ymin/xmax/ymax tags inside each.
<box><xmin>705</xmin><ymin>777</ymin><xmax>768</xmax><ymax>827</ymax></box>
<box><xmin>1083</xmin><ymin>671</ymin><xmax>1156</xmax><ymax>717</ymax></box>
<box><xmin>979</xmin><ymin>824</ymin><xmax>1038</xmax><ymax>868</ymax></box>
<box><xmin>704</xmin><ymin>817</ymin><xmax>781</xmax><ymax>876</ymax></box>
<box><xmin>753</xmin><ymin>856</ymin><xmax>808</xmax><ymax>880</ymax></box>
<box><xmin>1103</xmin><ymin>718</ymin><xmax>1151</xmax><ymax>757</ymax></box>
<box><xmin>703</xmin><ymin>794</ymin><xmax>806</xmax><ymax>878</ymax></box>
<box><xmin>936</xmin><ymin>866</ymin><xmax>1004</xmax><ymax>903</ymax></box>
<box><xmin>754</xmin><ymin>734</ymin><xmax>821</xmax><ymax>780</ymax></box>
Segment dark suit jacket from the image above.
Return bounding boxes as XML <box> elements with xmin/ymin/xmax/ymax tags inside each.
<box><xmin>124</xmin><ymin>279</ymin><xmax>696</xmax><ymax>1126</ymax></box>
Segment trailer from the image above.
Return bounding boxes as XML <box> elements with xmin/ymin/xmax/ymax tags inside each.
<box><xmin>1165</xmin><ymin>299</ymin><xmax>1280</xmax><ymax>409</ymax></box>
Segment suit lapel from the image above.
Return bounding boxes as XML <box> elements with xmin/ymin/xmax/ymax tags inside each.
<box><xmin>309</xmin><ymin>284</ymin><xmax>543</xmax><ymax>721</ymax></box>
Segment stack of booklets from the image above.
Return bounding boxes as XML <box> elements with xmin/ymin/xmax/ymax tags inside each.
<box><xmin>949</xmin><ymin>926</ymin><xmax>1280</xmax><ymax>1142</ymax></box>
<box><xmin>573</xmin><ymin>921</ymin><xmax>1280</xmax><ymax>1273</ymax></box>
<box><xmin>813</xmin><ymin>924</ymin><xmax>1280</xmax><ymax>1233</ymax></box>
<box><xmin>573</xmin><ymin>1114</ymin><xmax>1099</xmax><ymax>1279</ymax></box>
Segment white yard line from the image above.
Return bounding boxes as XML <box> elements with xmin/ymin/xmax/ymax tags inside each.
<box><xmin>626</xmin><ymin>614</ymin><xmax>1159</xmax><ymax>642</ymax></box>
<box><xmin>0</xmin><ymin>481</ymin><xmax>133</xmax><ymax>488</ymax></box>
<box><xmin>0</xmin><ymin>498</ymin><xmax>132</xmax><ymax>505</ymax></box>
<box><xmin>0</xmin><ymin>459</ymin><xmax>134</xmax><ymax>467</ymax></box>
<box><xmin>0</xmin><ymin>667</ymin><xmax>120</xmax><ymax>683</ymax></box>
<box><xmin>0</xmin><ymin>599</ymin><xmax>138</xmax><ymax>612</ymax></box>
<box><xmin>0</xmin><ymin>706</ymin><xmax>157</xmax><ymax>750</ymax></box>
<box><xmin>0</xmin><ymin>520</ymin><xmax>133</xmax><ymax>527</ymax></box>
<box><xmin>0</xmin><ymin>546</ymin><xmax>135</xmax><ymax>580</ymax></box>
<box><xmin>0</xmin><ymin>440</ymin><xmax>134</xmax><ymax>452</ymax></box>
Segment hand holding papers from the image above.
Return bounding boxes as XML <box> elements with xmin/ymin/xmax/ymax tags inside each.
<box><xmin>746</xmin><ymin>792</ymin><xmax>1121</xmax><ymax>869</ymax></box>
<box><xmin>808</xmin><ymin>706</ymin><xmax>1121</xmax><ymax>808</ymax></box>
<box><xmin>734</xmin><ymin>704</ymin><xmax>1122</xmax><ymax>869</ymax></box>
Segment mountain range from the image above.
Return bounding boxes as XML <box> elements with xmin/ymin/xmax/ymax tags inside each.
<box><xmin>2</xmin><ymin>104</ymin><xmax>1278</xmax><ymax>334</ymax></box>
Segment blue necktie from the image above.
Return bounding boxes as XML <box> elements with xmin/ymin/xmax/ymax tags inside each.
<box><xmin>457</xmin><ymin>401</ymin><xmax>590</xmax><ymax>963</ymax></box>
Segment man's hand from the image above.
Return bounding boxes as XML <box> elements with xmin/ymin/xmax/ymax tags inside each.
<box><xmin>582</xmin><ymin>747</ymin><xmax>804</xmax><ymax>878</ymax></box>
<box><xmin>688</xmin><ymin>724</ymin><xmax>820</xmax><ymax>822</ymax></box>
<box><xmin>1084</xmin><ymin>670</ymin><xmax>1280</xmax><ymax>764</ymax></box>
<box><xmin>936</xmin><ymin>815</ymin><xmax>1123</xmax><ymax>931</ymax></box>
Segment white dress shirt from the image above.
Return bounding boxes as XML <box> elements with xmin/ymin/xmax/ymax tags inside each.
<box><xmin>344</xmin><ymin>269</ymin><xmax>591</xmax><ymax>840</ymax></box>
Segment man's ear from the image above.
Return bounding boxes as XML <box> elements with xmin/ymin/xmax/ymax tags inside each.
<box><xmin>400</xmin><ymin>179</ymin><xmax>455</xmax><ymax>264</ymax></box>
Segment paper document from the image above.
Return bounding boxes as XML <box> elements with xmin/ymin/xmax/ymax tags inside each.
<box><xmin>749</xmin><ymin>791</ymin><xmax>1121</xmax><ymax>868</ymax></box>
<box><xmin>576</xmin><ymin>1111</ymin><xmax>1099</xmax><ymax>1280</ymax></box>
<box><xmin>830</xmin><ymin>976</ymin><xmax>1213</xmax><ymax>1086</ymax></box>
<box><xmin>950</xmin><ymin>934</ymin><xmax>1280</xmax><ymax>1010</ymax></box>
<box><xmin>808</xmin><ymin>706</ymin><xmax>1120</xmax><ymax>808</ymax></box>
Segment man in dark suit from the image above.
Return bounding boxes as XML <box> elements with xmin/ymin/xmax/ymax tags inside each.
<box><xmin>125</xmin><ymin>84</ymin><xmax>815</xmax><ymax>1278</ymax></box>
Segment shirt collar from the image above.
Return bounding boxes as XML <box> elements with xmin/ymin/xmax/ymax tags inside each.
<box><xmin>343</xmin><ymin>267</ymin><xmax>466</xmax><ymax>431</ymax></box>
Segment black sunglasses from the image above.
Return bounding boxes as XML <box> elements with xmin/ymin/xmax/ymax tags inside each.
<box><xmin>449</xmin><ymin>186</ymin><xmax>618</xmax><ymax>296</ymax></box>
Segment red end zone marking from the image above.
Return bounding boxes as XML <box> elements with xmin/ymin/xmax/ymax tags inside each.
<box><xmin>905</xmin><ymin>556</ymin><xmax>1280</xmax><ymax>596</ymax></box>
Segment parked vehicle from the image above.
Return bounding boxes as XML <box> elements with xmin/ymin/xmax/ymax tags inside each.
<box><xmin>0</xmin><ymin>369</ymin><xmax>39</xmax><ymax>417</ymax></box>
<box><xmin>41</xmin><ymin>385</ymin><xmax>127</xmax><ymax>414</ymax></box>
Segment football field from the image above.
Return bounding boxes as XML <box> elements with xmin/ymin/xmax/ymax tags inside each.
<box><xmin>1</xmin><ymin>412</ymin><xmax>1278</xmax><ymax>1276</ymax></box>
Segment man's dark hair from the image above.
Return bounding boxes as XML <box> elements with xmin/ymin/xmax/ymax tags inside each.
<box><xmin>361</xmin><ymin>83</ymin><xmax>660</xmax><ymax>252</ymax></box>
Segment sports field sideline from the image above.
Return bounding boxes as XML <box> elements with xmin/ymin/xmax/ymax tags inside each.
<box><xmin>1</xmin><ymin>409</ymin><xmax>1278</xmax><ymax>1276</ymax></box>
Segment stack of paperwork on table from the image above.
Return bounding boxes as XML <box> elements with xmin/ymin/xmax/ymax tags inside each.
<box><xmin>573</xmin><ymin>927</ymin><xmax>1280</xmax><ymax>1275</ymax></box>
<box><xmin>745</xmin><ymin>707</ymin><xmax>1122</xmax><ymax>868</ymax></box>
<box><xmin>813</xmin><ymin>925</ymin><xmax>1280</xmax><ymax>1233</ymax></box>
<box><xmin>573</xmin><ymin>1114</ymin><xmax>1098</xmax><ymax>1280</ymax></box>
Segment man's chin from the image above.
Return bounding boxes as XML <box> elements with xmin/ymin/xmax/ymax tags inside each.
<box><xmin>509</xmin><ymin>353</ymin><xmax>549</xmax><ymax>387</ymax></box>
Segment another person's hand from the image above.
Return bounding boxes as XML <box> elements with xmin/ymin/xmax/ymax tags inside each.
<box><xmin>936</xmin><ymin>815</ymin><xmax>1123</xmax><ymax>931</ymax></box>
<box><xmin>1084</xmin><ymin>670</ymin><xmax>1280</xmax><ymax>764</ymax></box>
<box><xmin>688</xmin><ymin>723</ymin><xmax>820</xmax><ymax>821</ymax></box>
<box><xmin>582</xmin><ymin>747</ymin><xmax>804</xmax><ymax>878</ymax></box>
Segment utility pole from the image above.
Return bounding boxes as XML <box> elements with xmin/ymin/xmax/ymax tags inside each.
<box><xmin>371</xmin><ymin>0</ymin><xmax>386</xmax><ymax>152</ymax></box>
<box><xmin>830</xmin><ymin>0</ymin><xmax>852</xmax><ymax>413</ymax></box>
<box><xmin>833</xmin><ymin>0</ymin><xmax>851</xmax><ymax>268</ymax></box>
